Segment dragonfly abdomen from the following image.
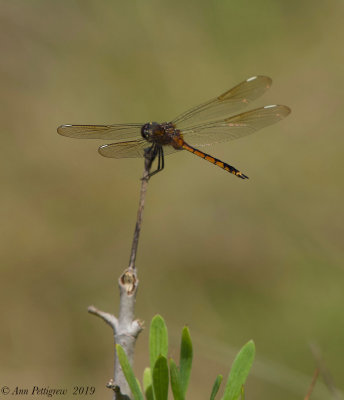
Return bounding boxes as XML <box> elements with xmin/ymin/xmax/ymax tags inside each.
<box><xmin>182</xmin><ymin>142</ymin><xmax>248</xmax><ymax>180</ymax></box>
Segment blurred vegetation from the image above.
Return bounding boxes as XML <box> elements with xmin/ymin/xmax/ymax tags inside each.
<box><xmin>1</xmin><ymin>1</ymin><xmax>343</xmax><ymax>399</ymax></box>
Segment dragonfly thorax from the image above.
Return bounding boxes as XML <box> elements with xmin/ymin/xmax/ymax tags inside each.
<box><xmin>141</xmin><ymin>122</ymin><xmax>180</xmax><ymax>146</ymax></box>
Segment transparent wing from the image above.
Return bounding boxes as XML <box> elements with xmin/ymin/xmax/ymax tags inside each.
<box><xmin>99</xmin><ymin>140</ymin><xmax>148</xmax><ymax>158</ymax></box>
<box><xmin>172</xmin><ymin>76</ymin><xmax>272</xmax><ymax>128</ymax></box>
<box><xmin>57</xmin><ymin>123</ymin><xmax>143</xmax><ymax>141</ymax></box>
<box><xmin>182</xmin><ymin>105</ymin><xmax>291</xmax><ymax>146</ymax></box>
<box><xmin>98</xmin><ymin>140</ymin><xmax>179</xmax><ymax>158</ymax></box>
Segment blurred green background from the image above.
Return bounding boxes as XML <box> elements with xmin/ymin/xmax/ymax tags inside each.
<box><xmin>1</xmin><ymin>0</ymin><xmax>343</xmax><ymax>398</ymax></box>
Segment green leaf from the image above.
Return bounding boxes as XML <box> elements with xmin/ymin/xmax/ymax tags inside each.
<box><xmin>150</xmin><ymin>315</ymin><xmax>168</xmax><ymax>371</ymax></box>
<box><xmin>179</xmin><ymin>326</ymin><xmax>193</xmax><ymax>396</ymax></box>
<box><xmin>143</xmin><ymin>368</ymin><xmax>152</xmax><ymax>391</ymax></box>
<box><xmin>152</xmin><ymin>355</ymin><xmax>169</xmax><ymax>400</ymax></box>
<box><xmin>116</xmin><ymin>344</ymin><xmax>144</xmax><ymax>400</ymax></box>
<box><xmin>169</xmin><ymin>359</ymin><xmax>183</xmax><ymax>400</ymax></box>
<box><xmin>137</xmin><ymin>379</ymin><xmax>144</xmax><ymax>395</ymax></box>
<box><xmin>222</xmin><ymin>340</ymin><xmax>255</xmax><ymax>400</ymax></box>
<box><xmin>143</xmin><ymin>368</ymin><xmax>154</xmax><ymax>400</ymax></box>
<box><xmin>210</xmin><ymin>375</ymin><xmax>223</xmax><ymax>400</ymax></box>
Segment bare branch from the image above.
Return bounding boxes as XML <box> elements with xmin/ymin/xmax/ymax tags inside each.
<box><xmin>89</xmin><ymin>153</ymin><xmax>153</xmax><ymax>399</ymax></box>
<box><xmin>128</xmin><ymin>155</ymin><xmax>151</xmax><ymax>269</ymax></box>
<box><xmin>309</xmin><ymin>342</ymin><xmax>343</xmax><ymax>400</ymax></box>
<box><xmin>304</xmin><ymin>368</ymin><xmax>319</xmax><ymax>400</ymax></box>
<box><xmin>88</xmin><ymin>305</ymin><xmax>118</xmax><ymax>330</ymax></box>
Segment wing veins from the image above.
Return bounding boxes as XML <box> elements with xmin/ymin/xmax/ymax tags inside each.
<box><xmin>181</xmin><ymin>105</ymin><xmax>291</xmax><ymax>146</ymax></box>
<box><xmin>57</xmin><ymin>123</ymin><xmax>143</xmax><ymax>141</ymax></box>
<box><xmin>172</xmin><ymin>75</ymin><xmax>272</xmax><ymax>128</ymax></box>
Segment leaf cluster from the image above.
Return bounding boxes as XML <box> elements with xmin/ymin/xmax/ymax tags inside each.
<box><xmin>116</xmin><ymin>315</ymin><xmax>255</xmax><ymax>400</ymax></box>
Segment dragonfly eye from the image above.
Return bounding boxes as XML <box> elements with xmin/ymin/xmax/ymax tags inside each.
<box><xmin>141</xmin><ymin>123</ymin><xmax>151</xmax><ymax>140</ymax></box>
<box><xmin>141</xmin><ymin>122</ymin><xmax>160</xmax><ymax>141</ymax></box>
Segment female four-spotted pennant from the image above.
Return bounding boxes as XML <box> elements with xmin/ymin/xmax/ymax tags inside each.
<box><xmin>57</xmin><ymin>76</ymin><xmax>290</xmax><ymax>179</ymax></box>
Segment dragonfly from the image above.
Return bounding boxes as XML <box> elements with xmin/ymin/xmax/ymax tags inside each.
<box><xmin>57</xmin><ymin>76</ymin><xmax>290</xmax><ymax>179</ymax></box>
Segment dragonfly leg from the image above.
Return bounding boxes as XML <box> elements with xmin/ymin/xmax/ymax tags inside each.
<box><xmin>161</xmin><ymin>147</ymin><xmax>165</xmax><ymax>170</ymax></box>
<box><xmin>143</xmin><ymin>145</ymin><xmax>157</xmax><ymax>170</ymax></box>
<box><xmin>146</xmin><ymin>145</ymin><xmax>164</xmax><ymax>178</ymax></box>
<box><xmin>157</xmin><ymin>146</ymin><xmax>161</xmax><ymax>170</ymax></box>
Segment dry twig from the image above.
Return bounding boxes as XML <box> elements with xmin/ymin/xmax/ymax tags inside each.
<box><xmin>88</xmin><ymin>151</ymin><xmax>154</xmax><ymax>399</ymax></box>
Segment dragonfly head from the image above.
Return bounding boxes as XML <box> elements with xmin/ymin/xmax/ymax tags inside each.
<box><xmin>141</xmin><ymin>122</ymin><xmax>162</xmax><ymax>142</ymax></box>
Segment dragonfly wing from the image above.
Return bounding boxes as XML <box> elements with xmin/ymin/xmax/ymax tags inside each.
<box><xmin>182</xmin><ymin>105</ymin><xmax>291</xmax><ymax>146</ymax></box>
<box><xmin>98</xmin><ymin>140</ymin><xmax>180</xmax><ymax>158</ymax></box>
<box><xmin>57</xmin><ymin>123</ymin><xmax>143</xmax><ymax>141</ymax></box>
<box><xmin>172</xmin><ymin>76</ymin><xmax>272</xmax><ymax>128</ymax></box>
<box><xmin>99</xmin><ymin>140</ymin><xmax>148</xmax><ymax>158</ymax></box>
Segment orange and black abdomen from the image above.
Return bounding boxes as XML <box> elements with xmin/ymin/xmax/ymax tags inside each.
<box><xmin>182</xmin><ymin>142</ymin><xmax>248</xmax><ymax>179</ymax></box>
